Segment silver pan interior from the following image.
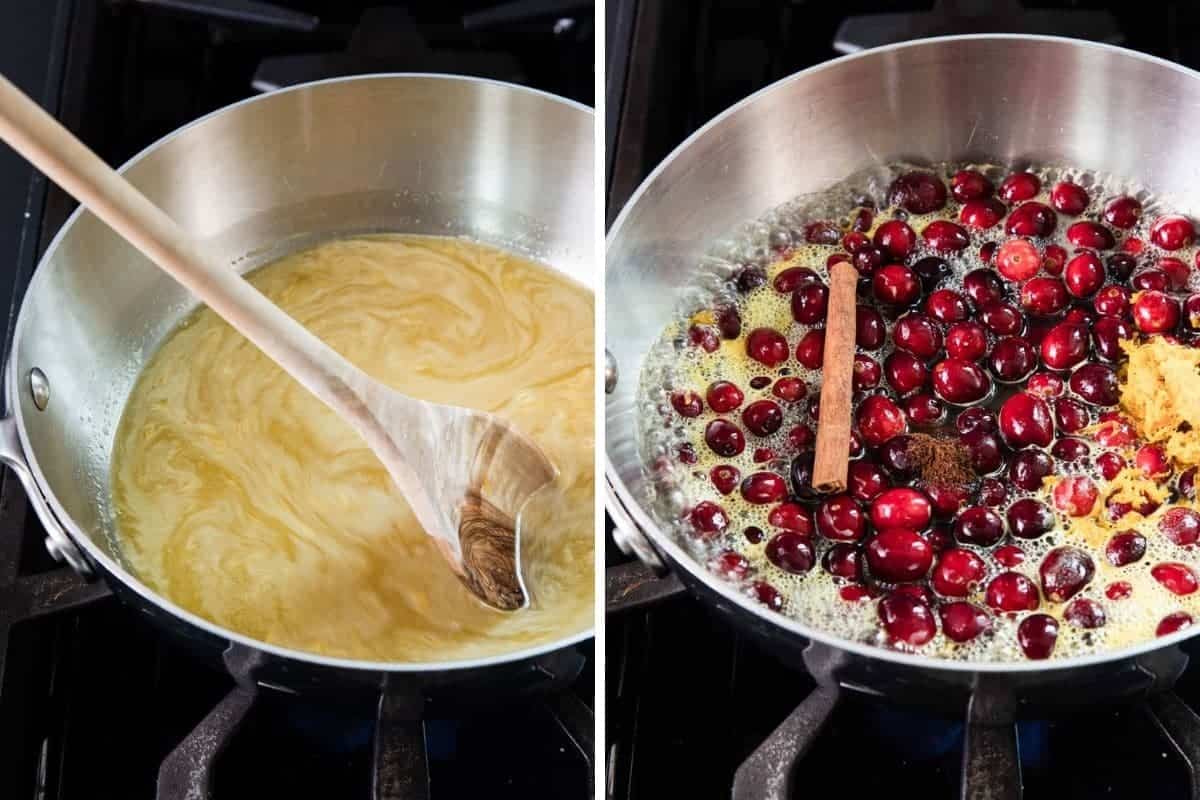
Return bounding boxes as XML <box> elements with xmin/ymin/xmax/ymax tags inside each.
<box><xmin>10</xmin><ymin>74</ymin><xmax>594</xmax><ymax>671</ymax></box>
<box><xmin>606</xmin><ymin>35</ymin><xmax>1200</xmax><ymax>673</ymax></box>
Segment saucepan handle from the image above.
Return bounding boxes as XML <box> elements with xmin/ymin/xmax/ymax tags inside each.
<box><xmin>604</xmin><ymin>476</ymin><xmax>687</xmax><ymax>612</ymax></box>
<box><xmin>0</xmin><ymin>415</ymin><xmax>94</xmax><ymax>578</ymax></box>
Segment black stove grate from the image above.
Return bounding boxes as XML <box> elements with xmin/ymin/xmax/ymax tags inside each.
<box><xmin>605</xmin><ymin>2</ymin><xmax>1200</xmax><ymax>798</ymax></box>
<box><xmin>0</xmin><ymin>2</ymin><xmax>594</xmax><ymax>797</ymax></box>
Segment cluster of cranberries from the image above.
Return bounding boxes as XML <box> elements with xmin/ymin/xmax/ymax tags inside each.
<box><xmin>674</xmin><ymin>166</ymin><xmax>1200</xmax><ymax>660</ymax></box>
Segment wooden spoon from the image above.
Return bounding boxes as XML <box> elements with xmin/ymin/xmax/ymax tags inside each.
<box><xmin>0</xmin><ymin>75</ymin><xmax>556</xmax><ymax>611</ymax></box>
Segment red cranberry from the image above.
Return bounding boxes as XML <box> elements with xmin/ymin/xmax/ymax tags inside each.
<box><xmin>893</xmin><ymin>313</ymin><xmax>944</xmax><ymax>358</ymax></box>
<box><xmin>689</xmin><ymin>501</ymin><xmax>729</xmax><ymax>538</ymax></box>
<box><xmin>852</xmin><ymin>209</ymin><xmax>874</xmax><ymax>233</ymax></box>
<box><xmin>1042</xmin><ymin>243</ymin><xmax>1068</xmax><ymax>276</ymax></box>
<box><xmin>922</xmin><ymin>220</ymin><xmax>970</xmax><ymax>252</ymax></box>
<box><xmin>951</xmin><ymin>169</ymin><xmax>994</xmax><ymax>201</ymax></box>
<box><xmin>1063</xmin><ymin>252</ymin><xmax>1105</xmax><ymax>298</ymax></box>
<box><xmin>794</xmin><ymin>329</ymin><xmax>825</xmax><ymax>369</ymax></box>
<box><xmin>1027</xmin><ymin>372</ymin><xmax>1065</xmax><ymax>398</ymax></box>
<box><xmin>961</xmin><ymin>429</ymin><xmax>1003</xmax><ymax>474</ymax></box>
<box><xmin>1052</xmin><ymin>476</ymin><xmax>1098</xmax><ymax>517</ymax></box>
<box><xmin>1132</xmin><ymin>269</ymin><xmax>1170</xmax><ymax>292</ymax></box>
<box><xmin>1186</xmin><ymin>295</ymin><xmax>1200</xmax><ymax>330</ymax></box>
<box><xmin>705</xmin><ymin>419</ymin><xmax>745</xmax><ymax>457</ymax></box>
<box><xmin>711</xmin><ymin>550</ymin><xmax>752</xmax><ymax>580</ymax></box>
<box><xmin>888</xmin><ymin>171</ymin><xmax>948</xmax><ymax>214</ymax></box>
<box><xmin>1092</xmin><ymin>317</ymin><xmax>1132</xmax><ymax>362</ymax></box>
<box><xmin>855</xmin><ymin>395</ymin><xmax>907</xmax><ymax>447</ymax></box>
<box><xmin>986</xmin><ymin>571</ymin><xmax>1040</xmax><ymax>612</ymax></box>
<box><xmin>765</xmin><ymin>532</ymin><xmax>816</xmax><ymax>574</ymax></box>
<box><xmin>1007</xmin><ymin>202</ymin><xmax>1057</xmax><ymax>237</ymax></box>
<box><xmin>1093</xmin><ymin>285</ymin><xmax>1130</xmax><ymax>317</ymax></box>
<box><xmin>741</xmin><ymin>471</ymin><xmax>787</xmax><ymax>504</ymax></box>
<box><xmin>840</xmin><ymin>585</ymin><xmax>870</xmax><ymax>602</ymax></box>
<box><xmin>870</xmin><ymin>487</ymin><xmax>933</xmax><ymax>530</ymax></box>
<box><xmin>945</xmin><ymin>322</ymin><xmax>988</xmax><ymax>362</ymax></box>
<box><xmin>873</xmin><ymin>264</ymin><xmax>921</xmax><ymax>306</ymax></box>
<box><xmin>1094</xmin><ymin>413</ymin><xmax>1137</xmax><ymax>446</ymax></box>
<box><xmin>1104</xmin><ymin>196</ymin><xmax>1142</xmax><ymax>229</ymax></box>
<box><xmin>1050</xmin><ymin>181</ymin><xmax>1089</xmax><ymax>215</ymax></box>
<box><xmin>689</xmin><ymin>325</ymin><xmax>720</xmax><ymax>352</ymax></box>
<box><xmin>1066</xmin><ymin>221</ymin><xmax>1115</xmax><ymax>250</ymax></box>
<box><xmin>1103</xmin><ymin>530</ymin><xmax>1147</xmax><ymax>567</ymax></box>
<box><xmin>1018</xmin><ymin>614</ymin><xmax>1059</xmax><ymax>659</ymax></box>
<box><xmin>953</xmin><ymin>506</ymin><xmax>1005</xmax><ymax>546</ymax></box>
<box><xmin>1159</xmin><ymin>257</ymin><xmax>1191</xmax><ymax>290</ymax></box>
<box><xmin>878</xmin><ymin>592</ymin><xmax>937</xmax><ymax>645</ymax></box>
<box><xmin>828</xmin><ymin>252</ymin><xmax>852</xmax><ymax>270</ymax></box>
<box><xmin>851</xmin><ymin>355</ymin><xmax>880</xmax><ymax>391</ymax></box>
<box><xmin>904</xmin><ymin>393</ymin><xmax>944</xmax><ymax>426</ymax></box>
<box><xmin>1097</xmin><ymin>451</ymin><xmax>1127</xmax><ymax>481</ymax></box>
<box><xmin>978</xmin><ymin>479</ymin><xmax>1009</xmax><ymax>507</ymax></box>
<box><xmin>816</xmin><ymin>494</ymin><xmax>866</xmax><ymax>542</ymax></box>
<box><xmin>932</xmin><ymin>358</ymin><xmax>991</xmax><ymax>405</ymax></box>
<box><xmin>910</xmin><ymin>256</ymin><xmax>949</xmax><ymax>291</ymax></box>
<box><xmin>717</xmin><ymin>306</ymin><xmax>742</xmax><ymax>339</ymax></box>
<box><xmin>746</xmin><ymin>327</ymin><xmax>789</xmax><ymax>366</ymax></box>
<box><xmin>989</xmin><ymin>336</ymin><xmax>1038</xmax><ymax>382</ymax></box>
<box><xmin>707</xmin><ymin>380</ymin><xmax>744</xmax><ymax>412</ymax></box>
<box><xmin>848</xmin><ymin>460</ymin><xmax>889</xmax><ymax>502</ymax></box>
<box><xmin>773</xmin><ymin>377</ymin><xmax>807</xmax><ymax>402</ymax></box>
<box><xmin>1039</xmin><ymin>546</ymin><xmax>1095</xmax><ymax>602</ymax></box>
<box><xmin>710</xmin><ymin>464</ymin><xmax>742</xmax><ymax>495</ymax></box>
<box><xmin>1008</xmin><ymin>498</ymin><xmax>1055</xmax><ymax>539</ymax></box>
<box><xmin>1040</xmin><ymin>321</ymin><xmax>1090</xmax><ymax>371</ymax></box>
<box><xmin>925</xmin><ymin>289</ymin><xmax>969</xmax><ymax>323</ymax></box>
<box><xmin>1069</xmin><ymin>363</ymin><xmax>1119</xmax><ymax>406</ymax></box>
<box><xmin>1160</xmin><ymin>508</ymin><xmax>1200</xmax><ymax>547</ymax></box>
<box><xmin>1065</xmin><ymin>597</ymin><xmax>1107</xmax><ymax>629</ymax></box>
<box><xmin>1133</xmin><ymin>290</ymin><xmax>1181</xmax><ymax>333</ymax></box>
<box><xmin>998</xmin><ymin>392</ymin><xmax>1054</xmax><ymax>448</ymax></box>
<box><xmin>750</xmin><ymin>377</ymin><xmax>771</xmax><ymax>390</ymax></box>
<box><xmin>926</xmin><ymin>546</ymin><xmax>984</xmax><ymax>597</ymax></box>
<box><xmin>867</xmin><ymin>528</ymin><xmax>934</xmax><ymax>582</ymax></box>
<box><xmin>1153</xmin><ymin>562</ymin><xmax>1199</xmax><ymax>595</ymax></box>
<box><xmin>1158</xmin><ymin>612</ymin><xmax>1195</xmax><ymax>637</ymax></box>
<box><xmin>1106</xmin><ymin>252</ymin><xmax>1138</xmax><ymax>280</ymax></box>
<box><xmin>774</xmin><ymin>267</ymin><xmax>820</xmax><ymax>293</ymax></box>
<box><xmin>1020</xmin><ymin>277</ymin><xmax>1070</xmax><ymax>316</ymax></box>
<box><xmin>1150</xmin><ymin>214</ymin><xmax>1196</xmax><ymax>250</ymax></box>
<box><xmin>963</xmin><ymin>269</ymin><xmax>1005</xmax><ymax>307</ymax></box>
<box><xmin>1051</xmin><ymin>437</ymin><xmax>1090</xmax><ymax>463</ymax></box>
<box><xmin>1135</xmin><ymin>444</ymin><xmax>1171</xmax><ymax>480</ymax></box>
<box><xmin>766</xmin><ymin>503</ymin><xmax>812</xmax><ymax>536</ymax></box>
<box><xmin>856</xmin><ymin>306</ymin><xmax>886</xmax><ymax>350</ymax></box>
<box><xmin>995</xmin><ymin>238</ymin><xmax>1041</xmax><ymax>281</ymax></box>
<box><xmin>960</xmin><ymin>198</ymin><xmax>1006</xmax><ymax>230</ymax></box>
<box><xmin>874</xmin><ymin>220</ymin><xmax>917</xmax><ymax>259</ymax></box>
<box><xmin>956</xmin><ymin>406</ymin><xmax>998</xmax><ymax>435</ymax></box>
<box><xmin>738</xmin><ymin>400</ymin><xmax>783</xmax><ymax>441</ymax></box>
<box><xmin>671</xmin><ymin>390</ymin><xmax>704</xmax><ymax>417</ymax></box>
<box><xmin>751</xmin><ymin>580</ymin><xmax>784</xmax><ymax>610</ymax></box>
<box><xmin>999</xmin><ymin>172</ymin><xmax>1040</xmax><ymax>202</ymax></box>
<box><xmin>980</xmin><ymin>303</ymin><xmax>1025</xmax><ymax>336</ymax></box>
<box><xmin>804</xmin><ymin>220</ymin><xmax>842</xmax><ymax>245</ymax></box>
<box><xmin>995</xmin><ymin>544</ymin><xmax>1025</xmax><ymax>566</ymax></box>
<box><xmin>878</xmin><ymin>435</ymin><xmax>916</xmax><ymax>478</ymax></box>
<box><xmin>818</xmin><ymin>543</ymin><xmax>860</xmax><ymax>581</ymax></box>
<box><xmin>1106</xmin><ymin>581</ymin><xmax>1133</xmax><ymax>601</ymax></box>
<box><xmin>791</xmin><ymin>283</ymin><xmax>829</xmax><ymax>325</ymax></box>
<box><xmin>1009</xmin><ymin>449</ymin><xmax>1054</xmax><ymax>491</ymax></box>
<box><xmin>925</xmin><ymin>484</ymin><xmax>969</xmax><ymax>518</ymax></box>
<box><xmin>1181</xmin><ymin>467</ymin><xmax>1198</xmax><ymax>500</ymax></box>
<box><xmin>752</xmin><ymin>447</ymin><xmax>774</xmax><ymax>463</ymax></box>
<box><xmin>787</xmin><ymin>425</ymin><xmax>813</xmax><ymax>451</ymax></box>
<box><xmin>940</xmin><ymin>602</ymin><xmax>991</xmax><ymax>642</ymax></box>
<box><xmin>884</xmin><ymin>351</ymin><xmax>929</xmax><ymax>396</ymax></box>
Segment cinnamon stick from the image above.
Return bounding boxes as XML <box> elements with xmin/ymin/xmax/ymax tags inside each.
<box><xmin>812</xmin><ymin>260</ymin><xmax>859</xmax><ymax>492</ymax></box>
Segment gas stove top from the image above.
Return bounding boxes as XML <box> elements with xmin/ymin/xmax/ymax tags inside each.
<box><xmin>0</xmin><ymin>2</ymin><xmax>593</xmax><ymax>798</ymax></box>
<box><xmin>605</xmin><ymin>2</ymin><xmax>1200</xmax><ymax>799</ymax></box>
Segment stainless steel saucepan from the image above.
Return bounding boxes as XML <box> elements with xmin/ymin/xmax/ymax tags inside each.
<box><xmin>1</xmin><ymin>74</ymin><xmax>594</xmax><ymax>695</ymax></box>
<box><xmin>606</xmin><ymin>34</ymin><xmax>1200</xmax><ymax>741</ymax></box>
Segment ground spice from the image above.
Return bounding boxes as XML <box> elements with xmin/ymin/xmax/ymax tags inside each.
<box><xmin>906</xmin><ymin>433</ymin><xmax>974</xmax><ymax>487</ymax></box>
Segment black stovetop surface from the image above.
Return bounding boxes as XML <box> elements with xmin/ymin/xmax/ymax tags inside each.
<box><xmin>605</xmin><ymin>2</ymin><xmax>1200</xmax><ymax>799</ymax></box>
<box><xmin>0</xmin><ymin>2</ymin><xmax>593</xmax><ymax>798</ymax></box>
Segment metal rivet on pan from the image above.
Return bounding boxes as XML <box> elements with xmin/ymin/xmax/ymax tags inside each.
<box><xmin>28</xmin><ymin>368</ymin><xmax>48</xmax><ymax>410</ymax></box>
<box><xmin>605</xmin><ymin>349</ymin><xmax>617</xmax><ymax>394</ymax></box>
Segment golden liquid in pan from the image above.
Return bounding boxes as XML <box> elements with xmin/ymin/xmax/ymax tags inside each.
<box><xmin>111</xmin><ymin>235</ymin><xmax>594</xmax><ymax>662</ymax></box>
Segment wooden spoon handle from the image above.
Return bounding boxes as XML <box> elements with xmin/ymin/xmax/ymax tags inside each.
<box><xmin>812</xmin><ymin>260</ymin><xmax>859</xmax><ymax>493</ymax></box>
<box><xmin>0</xmin><ymin>76</ymin><xmax>381</xmax><ymax>428</ymax></box>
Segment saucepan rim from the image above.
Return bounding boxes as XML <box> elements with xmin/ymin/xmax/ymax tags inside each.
<box><xmin>10</xmin><ymin>72</ymin><xmax>595</xmax><ymax>673</ymax></box>
<box><xmin>605</xmin><ymin>33</ymin><xmax>1200</xmax><ymax>674</ymax></box>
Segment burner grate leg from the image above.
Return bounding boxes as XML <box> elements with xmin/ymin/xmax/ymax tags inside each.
<box><xmin>961</xmin><ymin>690</ymin><xmax>1021</xmax><ymax>800</ymax></box>
<box><xmin>155</xmin><ymin>683</ymin><xmax>257</xmax><ymax>800</ymax></box>
<box><xmin>1147</xmin><ymin>691</ymin><xmax>1200</xmax><ymax>799</ymax></box>
<box><xmin>373</xmin><ymin>690</ymin><xmax>430</xmax><ymax>800</ymax></box>
<box><xmin>731</xmin><ymin>683</ymin><xmax>840</xmax><ymax>800</ymax></box>
<box><xmin>548</xmin><ymin>690</ymin><xmax>594</xmax><ymax>795</ymax></box>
